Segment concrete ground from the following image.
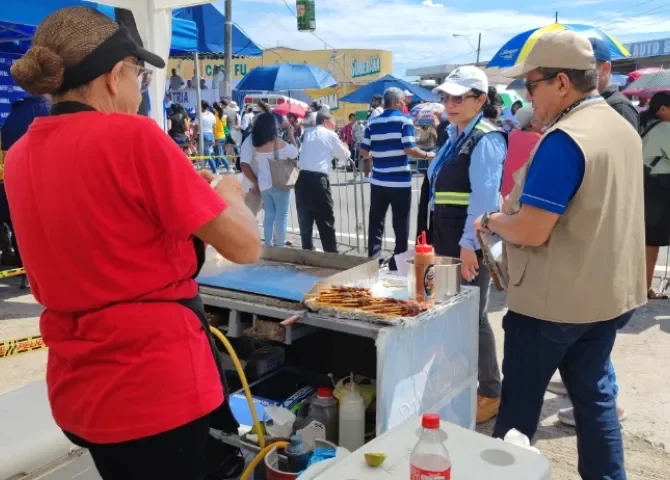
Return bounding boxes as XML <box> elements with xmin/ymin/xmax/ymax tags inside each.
<box><xmin>1</xmin><ymin>272</ymin><xmax>669</xmax><ymax>479</ymax></box>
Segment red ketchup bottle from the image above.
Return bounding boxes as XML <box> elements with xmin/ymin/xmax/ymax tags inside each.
<box><xmin>414</xmin><ymin>231</ymin><xmax>435</xmax><ymax>304</ymax></box>
<box><xmin>410</xmin><ymin>413</ymin><xmax>452</xmax><ymax>480</ymax></box>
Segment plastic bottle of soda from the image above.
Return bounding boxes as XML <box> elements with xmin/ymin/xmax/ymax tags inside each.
<box><xmin>410</xmin><ymin>413</ymin><xmax>451</xmax><ymax>480</ymax></box>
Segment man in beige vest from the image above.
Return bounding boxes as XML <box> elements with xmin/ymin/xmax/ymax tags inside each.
<box><xmin>475</xmin><ymin>31</ymin><xmax>646</xmax><ymax>479</ymax></box>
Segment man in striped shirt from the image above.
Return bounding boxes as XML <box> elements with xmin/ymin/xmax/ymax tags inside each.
<box><xmin>360</xmin><ymin>87</ymin><xmax>436</xmax><ymax>269</ymax></box>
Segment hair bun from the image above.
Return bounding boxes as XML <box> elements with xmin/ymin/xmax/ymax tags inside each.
<box><xmin>11</xmin><ymin>46</ymin><xmax>65</xmax><ymax>95</ymax></box>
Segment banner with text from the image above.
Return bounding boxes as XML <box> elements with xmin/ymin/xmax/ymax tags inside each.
<box><xmin>0</xmin><ymin>54</ymin><xmax>27</xmax><ymax>127</ymax></box>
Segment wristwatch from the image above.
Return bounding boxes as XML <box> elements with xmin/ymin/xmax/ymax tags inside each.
<box><xmin>481</xmin><ymin>212</ymin><xmax>493</xmax><ymax>231</ymax></box>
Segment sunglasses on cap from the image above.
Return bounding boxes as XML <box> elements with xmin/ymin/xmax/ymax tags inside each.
<box><xmin>440</xmin><ymin>93</ymin><xmax>479</xmax><ymax>105</ymax></box>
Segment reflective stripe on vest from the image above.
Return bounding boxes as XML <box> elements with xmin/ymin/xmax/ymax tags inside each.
<box><xmin>434</xmin><ymin>191</ymin><xmax>470</xmax><ymax>206</ymax></box>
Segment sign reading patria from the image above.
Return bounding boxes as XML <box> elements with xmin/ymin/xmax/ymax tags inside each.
<box><xmin>351</xmin><ymin>56</ymin><xmax>381</xmax><ymax>78</ymax></box>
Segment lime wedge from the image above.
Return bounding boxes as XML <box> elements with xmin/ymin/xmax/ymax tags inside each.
<box><xmin>364</xmin><ymin>452</ymin><xmax>387</xmax><ymax>467</ymax></box>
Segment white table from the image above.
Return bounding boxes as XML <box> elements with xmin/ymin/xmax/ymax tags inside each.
<box><xmin>313</xmin><ymin>415</ymin><xmax>551</xmax><ymax>480</ymax></box>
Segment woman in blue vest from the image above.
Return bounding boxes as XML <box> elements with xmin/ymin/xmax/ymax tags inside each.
<box><xmin>428</xmin><ymin>66</ymin><xmax>507</xmax><ymax>425</ymax></box>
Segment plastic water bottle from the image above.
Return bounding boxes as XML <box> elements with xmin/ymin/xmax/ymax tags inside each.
<box><xmin>410</xmin><ymin>413</ymin><xmax>451</xmax><ymax>480</ymax></box>
<box><xmin>338</xmin><ymin>380</ymin><xmax>365</xmax><ymax>451</ymax></box>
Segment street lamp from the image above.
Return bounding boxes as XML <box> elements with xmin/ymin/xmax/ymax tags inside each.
<box><xmin>453</xmin><ymin>33</ymin><xmax>482</xmax><ymax>65</ymax></box>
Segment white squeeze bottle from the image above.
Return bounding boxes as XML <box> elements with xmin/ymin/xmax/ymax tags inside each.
<box><xmin>410</xmin><ymin>413</ymin><xmax>452</xmax><ymax>480</ymax></box>
<box><xmin>338</xmin><ymin>375</ymin><xmax>365</xmax><ymax>451</ymax></box>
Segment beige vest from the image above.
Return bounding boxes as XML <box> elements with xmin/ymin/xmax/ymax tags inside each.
<box><xmin>505</xmin><ymin>99</ymin><xmax>647</xmax><ymax>323</ymax></box>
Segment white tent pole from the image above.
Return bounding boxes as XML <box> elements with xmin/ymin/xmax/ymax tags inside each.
<box><xmin>194</xmin><ymin>52</ymin><xmax>205</xmax><ymax>156</ymax></box>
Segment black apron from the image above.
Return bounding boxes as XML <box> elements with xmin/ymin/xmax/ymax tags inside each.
<box><xmin>52</xmin><ymin>102</ymin><xmax>239</xmax><ymax>436</ymax></box>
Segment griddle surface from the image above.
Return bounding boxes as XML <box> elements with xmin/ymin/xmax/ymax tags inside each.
<box><xmin>197</xmin><ymin>261</ymin><xmax>339</xmax><ymax>302</ymax></box>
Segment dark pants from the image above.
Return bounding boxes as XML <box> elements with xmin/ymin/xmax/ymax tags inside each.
<box><xmin>0</xmin><ymin>182</ymin><xmax>20</xmax><ymax>265</ymax></box>
<box><xmin>295</xmin><ymin>170</ymin><xmax>337</xmax><ymax>253</ymax></box>
<box><xmin>65</xmin><ymin>415</ymin><xmax>211</xmax><ymax>480</ymax></box>
<box><xmin>463</xmin><ymin>255</ymin><xmax>501</xmax><ymax>399</ymax></box>
<box><xmin>367</xmin><ymin>184</ymin><xmax>411</xmax><ymax>270</ymax></box>
<box><xmin>493</xmin><ymin>310</ymin><xmax>633</xmax><ymax>480</ymax></box>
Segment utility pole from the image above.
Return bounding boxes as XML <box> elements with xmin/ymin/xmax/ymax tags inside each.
<box><xmin>555</xmin><ymin>11</ymin><xmax>559</xmax><ymax>23</ymax></box>
<box><xmin>476</xmin><ymin>32</ymin><xmax>481</xmax><ymax>65</ymax></box>
<box><xmin>223</xmin><ymin>0</ymin><xmax>233</xmax><ymax>100</ymax></box>
<box><xmin>454</xmin><ymin>33</ymin><xmax>482</xmax><ymax>66</ymax></box>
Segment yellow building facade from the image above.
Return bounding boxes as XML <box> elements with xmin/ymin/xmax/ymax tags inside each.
<box><xmin>168</xmin><ymin>47</ymin><xmax>392</xmax><ymax>124</ymax></box>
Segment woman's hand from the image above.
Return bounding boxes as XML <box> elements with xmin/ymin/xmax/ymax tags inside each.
<box><xmin>460</xmin><ymin>247</ymin><xmax>479</xmax><ymax>282</ymax></box>
<box><xmin>214</xmin><ymin>176</ymin><xmax>246</xmax><ymax>202</ymax></box>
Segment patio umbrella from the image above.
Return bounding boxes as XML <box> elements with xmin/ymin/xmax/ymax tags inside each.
<box><xmin>627</xmin><ymin>67</ymin><xmax>663</xmax><ymax>83</ymax></box>
<box><xmin>623</xmin><ymin>70</ymin><xmax>670</xmax><ymax>99</ymax></box>
<box><xmin>410</xmin><ymin>103</ymin><xmax>443</xmax><ymax>126</ymax></box>
<box><xmin>487</xmin><ymin>23</ymin><xmax>630</xmax><ymax>70</ymax></box>
<box><xmin>340</xmin><ymin>74</ymin><xmax>439</xmax><ymax>104</ymax></box>
<box><xmin>235</xmin><ymin>63</ymin><xmax>337</xmax><ymax>91</ymax></box>
<box><xmin>273</xmin><ymin>102</ymin><xmax>307</xmax><ymax>118</ymax></box>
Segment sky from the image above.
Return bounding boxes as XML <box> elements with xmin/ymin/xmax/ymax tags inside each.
<box><xmin>219</xmin><ymin>0</ymin><xmax>670</xmax><ymax>77</ymax></box>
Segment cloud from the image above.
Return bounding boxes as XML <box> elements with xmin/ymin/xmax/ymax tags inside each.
<box><xmin>422</xmin><ymin>0</ymin><xmax>444</xmax><ymax>7</ymax></box>
<box><xmin>234</xmin><ymin>0</ymin><xmax>670</xmax><ymax>75</ymax></box>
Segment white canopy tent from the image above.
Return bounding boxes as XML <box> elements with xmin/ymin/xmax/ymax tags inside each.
<box><xmin>88</xmin><ymin>0</ymin><xmax>211</xmax><ymax>126</ymax></box>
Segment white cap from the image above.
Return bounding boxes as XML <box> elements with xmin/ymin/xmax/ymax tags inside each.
<box><xmin>403</xmin><ymin>89</ymin><xmax>413</xmax><ymax>97</ymax></box>
<box><xmin>433</xmin><ymin>65</ymin><xmax>488</xmax><ymax>96</ymax></box>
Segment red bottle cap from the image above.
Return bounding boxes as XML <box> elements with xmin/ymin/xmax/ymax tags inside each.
<box><xmin>422</xmin><ymin>413</ymin><xmax>440</xmax><ymax>429</ymax></box>
<box><xmin>317</xmin><ymin>387</ymin><xmax>333</xmax><ymax>398</ymax></box>
<box><xmin>415</xmin><ymin>231</ymin><xmax>434</xmax><ymax>254</ymax></box>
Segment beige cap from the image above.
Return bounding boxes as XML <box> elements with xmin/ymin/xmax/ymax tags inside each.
<box><xmin>503</xmin><ymin>30</ymin><xmax>596</xmax><ymax>79</ymax></box>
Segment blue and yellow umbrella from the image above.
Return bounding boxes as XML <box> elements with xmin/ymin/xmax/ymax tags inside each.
<box><xmin>487</xmin><ymin>24</ymin><xmax>630</xmax><ymax>69</ymax></box>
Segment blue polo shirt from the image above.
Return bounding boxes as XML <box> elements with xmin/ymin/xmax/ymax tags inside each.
<box><xmin>521</xmin><ymin>130</ymin><xmax>585</xmax><ymax>214</ymax></box>
<box><xmin>361</xmin><ymin>109</ymin><xmax>416</xmax><ymax>188</ymax></box>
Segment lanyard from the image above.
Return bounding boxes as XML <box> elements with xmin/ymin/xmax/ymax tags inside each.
<box><xmin>429</xmin><ymin>114</ymin><xmax>484</xmax><ymax>207</ymax></box>
<box><xmin>542</xmin><ymin>96</ymin><xmax>600</xmax><ymax>132</ymax></box>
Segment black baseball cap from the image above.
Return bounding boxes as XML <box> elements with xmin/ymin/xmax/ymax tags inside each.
<box><xmin>57</xmin><ymin>25</ymin><xmax>165</xmax><ymax>93</ymax></box>
<box><xmin>371</xmin><ymin>94</ymin><xmax>382</xmax><ymax>102</ymax></box>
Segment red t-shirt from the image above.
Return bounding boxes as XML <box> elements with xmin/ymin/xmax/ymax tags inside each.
<box><xmin>4</xmin><ymin>111</ymin><xmax>227</xmax><ymax>443</ymax></box>
<box><xmin>501</xmin><ymin>129</ymin><xmax>542</xmax><ymax>197</ymax></box>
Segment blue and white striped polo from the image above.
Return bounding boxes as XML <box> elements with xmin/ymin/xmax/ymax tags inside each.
<box><xmin>361</xmin><ymin>109</ymin><xmax>415</xmax><ymax>188</ymax></box>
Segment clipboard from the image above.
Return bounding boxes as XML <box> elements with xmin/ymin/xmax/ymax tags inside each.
<box><xmin>477</xmin><ymin>231</ymin><xmax>506</xmax><ymax>291</ymax></box>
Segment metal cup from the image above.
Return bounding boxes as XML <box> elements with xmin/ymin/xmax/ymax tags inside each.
<box><xmin>406</xmin><ymin>256</ymin><xmax>463</xmax><ymax>303</ymax></box>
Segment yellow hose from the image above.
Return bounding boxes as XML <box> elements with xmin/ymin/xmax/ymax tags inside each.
<box><xmin>240</xmin><ymin>441</ymin><xmax>290</xmax><ymax>480</ymax></box>
<box><xmin>209</xmin><ymin>326</ymin><xmax>266</xmax><ymax>450</ymax></box>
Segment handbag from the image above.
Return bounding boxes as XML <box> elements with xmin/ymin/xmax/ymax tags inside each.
<box><xmin>244</xmin><ymin>153</ymin><xmax>263</xmax><ymax>216</ymax></box>
<box><xmin>269</xmin><ymin>139</ymin><xmax>299</xmax><ymax>190</ymax></box>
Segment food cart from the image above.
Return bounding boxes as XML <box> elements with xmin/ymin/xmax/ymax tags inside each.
<box><xmin>197</xmin><ymin>247</ymin><xmax>480</xmax><ymax>448</ymax></box>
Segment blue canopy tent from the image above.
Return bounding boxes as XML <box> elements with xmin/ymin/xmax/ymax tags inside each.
<box><xmin>173</xmin><ymin>3</ymin><xmax>262</xmax><ymax>57</ymax></box>
<box><xmin>340</xmin><ymin>74</ymin><xmax>439</xmax><ymax>104</ymax></box>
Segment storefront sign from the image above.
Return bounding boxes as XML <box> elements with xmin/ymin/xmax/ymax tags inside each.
<box><xmin>625</xmin><ymin>38</ymin><xmax>670</xmax><ymax>59</ymax></box>
<box><xmin>203</xmin><ymin>63</ymin><xmax>249</xmax><ymax>77</ymax></box>
<box><xmin>351</xmin><ymin>56</ymin><xmax>381</xmax><ymax>78</ymax></box>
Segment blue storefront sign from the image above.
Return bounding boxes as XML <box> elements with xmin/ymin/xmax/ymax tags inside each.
<box><xmin>624</xmin><ymin>38</ymin><xmax>670</xmax><ymax>59</ymax></box>
<box><xmin>0</xmin><ymin>54</ymin><xmax>27</xmax><ymax>126</ymax></box>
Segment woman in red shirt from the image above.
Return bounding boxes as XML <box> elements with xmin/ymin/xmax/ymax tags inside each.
<box><xmin>501</xmin><ymin>105</ymin><xmax>542</xmax><ymax>198</ymax></box>
<box><xmin>5</xmin><ymin>7</ymin><xmax>260</xmax><ymax>479</ymax></box>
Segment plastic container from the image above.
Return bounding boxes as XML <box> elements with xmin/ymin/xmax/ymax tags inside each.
<box><xmin>413</xmin><ymin>232</ymin><xmax>435</xmax><ymax>303</ymax></box>
<box><xmin>338</xmin><ymin>383</ymin><xmax>365</xmax><ymax>451</ymax></box>
<box><xmin>306</xmin><ymin>387</ymin><xmax>339</xmax><ymax>444</ymax></box>
<box><xmin>410</xmin><ymin>413</ymin><xmax>452</xmax><ymax>480</ymax></box>
<box><xmin>284</xmin><ymin>435</ymin><xmax>310</xmax><ymax>473</ymax></box>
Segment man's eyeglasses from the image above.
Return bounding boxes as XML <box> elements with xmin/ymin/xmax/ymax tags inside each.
<box><xmin>440</xmin><ymin>94</ymin><xmax>479</xmax><ymax>105</ymax></box>
<box><xmin>123</xmin><ymin>62</ymin><xmax>153</xmax><ymax>93</ymax></box>
<box><xmin>525</xmin><ymin>72</ymin><xmax>562</xmax><ymax>95</ymax></box>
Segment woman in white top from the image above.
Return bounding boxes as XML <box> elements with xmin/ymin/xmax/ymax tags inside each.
<box><xmin>240</xmin><ymin>112</ymin><xmax>298</xmax><ymax>247</ymax></box>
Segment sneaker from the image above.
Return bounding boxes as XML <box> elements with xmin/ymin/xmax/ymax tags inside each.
<box><xmin>476</xmin><ymin>394</ymin><xmax>501</xmax><ymax>424</ymax></box>
<box><xmin>558</xmin><ymin>406</ymin><xmax>627</xmax><ymax>427</ymax></box>
<box><xmin>547</xmin><ymin>379</ymin><xmax>568</xmax><ymax>396</ymax></box>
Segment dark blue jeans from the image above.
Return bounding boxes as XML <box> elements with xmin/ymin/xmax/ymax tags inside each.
<box><xmin>493</xmin><ymin>310</ymin><xmax>634</xmax><ymax>480</ymax></box>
